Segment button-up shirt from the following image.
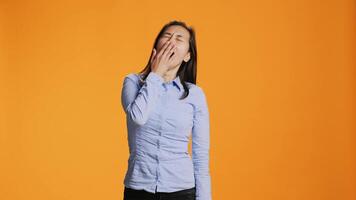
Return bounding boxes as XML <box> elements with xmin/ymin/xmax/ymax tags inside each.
<box><xmin>120</xmin><ymin>71</ymin><xmax>211</xmax><ymax>200</ymax></box>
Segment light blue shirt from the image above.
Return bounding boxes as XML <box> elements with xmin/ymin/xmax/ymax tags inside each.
<box><xmin>121</xmin><ymin>71</ymin><xmax>211</xmax><ymax>200</ymax></box>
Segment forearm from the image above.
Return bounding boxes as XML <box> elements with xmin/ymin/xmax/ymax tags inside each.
<box><xmin>121</xmin><ymin>71</ymin><xmax>164</xmax><ymax>126</ymax></box>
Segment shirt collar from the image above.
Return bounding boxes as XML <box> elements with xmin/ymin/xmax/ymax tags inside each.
<box><xmin>172</xmin><ymin>75</ymin><xmax>182</xmax><ymax>91</ymax></box>
<box><xmin>163</xmin><ymin>75</ymin><xmax>182</xmax><ymax>91</ymax></box>
<box><xmin>140</xmin><ymin>72</ymin><xmax>182</xmax><ymax>91</ymax></box>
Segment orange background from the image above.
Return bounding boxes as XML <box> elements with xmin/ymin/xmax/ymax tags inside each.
<box><xmin>1</xmin><ymin>0</ymin><xmax>355</xmax><ymax>200</ymax></box>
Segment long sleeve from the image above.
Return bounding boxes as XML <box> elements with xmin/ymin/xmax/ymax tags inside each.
<box><xmin>121</xmin><ymin>71</ymin><xmax>164</xmax><ymax>126</ymax></box>
<box><xmin>192</xmin><ymin>87</ymin><xmax>211</xmax><ymax>200</ymax></box>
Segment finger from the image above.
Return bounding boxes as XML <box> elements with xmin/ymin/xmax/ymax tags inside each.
<box><xmin>162</xmin><ymin>43</ymin><xmax>175</xmax><ymax>59</ymax></box>
<box><xmin>156</xmin><ymin>41</ymin><xmax>171</xmax><ymax>58</ymax></box>
<box><xmin>150</xmin><ymin>48</ymin><xmax>156</xmax><ymax>63</ymax></box>
<box><xmin>160</xmin><ymin>42</ymin><xmax>175</xmax><ymax>59</ymax></box>
<box><xmin>167</xmin><ymin>46</ymin><xmax>176</xmax><ymax>59</ymax></box>
<box><xmin>168</xmin><ymin>47</ymin><xmax>178</xmax><ymax>61</ymax></box>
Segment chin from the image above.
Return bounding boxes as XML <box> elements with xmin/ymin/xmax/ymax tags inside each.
<box><xmin>171</xmin><ymin>60</ymin><xmax>183</xmax><ymax>68</ymax></box>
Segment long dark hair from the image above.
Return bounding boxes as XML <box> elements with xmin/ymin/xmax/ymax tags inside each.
<box><xmin>138</xmin><ymin>20</ymin><xmax>197</xmax><ymax>100</ymax></box>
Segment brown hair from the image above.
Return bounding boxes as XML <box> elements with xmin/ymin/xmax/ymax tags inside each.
<box><xmin>138</xmin><ymin>20</ymin><xmax>198</xmax><ymax>100</ymax></box>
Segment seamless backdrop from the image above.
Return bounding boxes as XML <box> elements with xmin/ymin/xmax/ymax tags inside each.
<box><xmin>0</xmin><ymin>0</ymin><xmax>355</xmax><ymax>200</ymax></box>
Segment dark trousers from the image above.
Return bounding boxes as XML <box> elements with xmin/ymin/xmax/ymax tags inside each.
<box><xmin>123</xmin><ymin>186</ymin><xmax>196</xmax><ymax>200</ymax></box>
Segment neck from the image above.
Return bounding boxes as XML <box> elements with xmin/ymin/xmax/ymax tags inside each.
<box><xmin>162</xmin><ymin>63</ymin><xmax>180</xmax><ymax>83</ymax></box>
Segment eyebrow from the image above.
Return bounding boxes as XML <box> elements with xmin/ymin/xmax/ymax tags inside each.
<box><xmin>163</xmin><ymin>32</ymin><xmax>184</xmax><ymax>38</ymax></box>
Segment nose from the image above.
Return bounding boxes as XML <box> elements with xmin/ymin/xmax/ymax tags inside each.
<box><xmin>167</xmin><ymin>34</ymin><xmax>176</xmax><ymax>45</ymax></box>
<box><xmin>168</xmin><ymin>39</ymin><xmax>177</xmax><ymax>47</ymax></box>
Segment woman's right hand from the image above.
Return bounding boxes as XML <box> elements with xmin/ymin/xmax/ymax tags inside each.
<box><xmin>150</xmin><ymin>40</ymin><xmax>177</xmax><ymax>77</ymax></box>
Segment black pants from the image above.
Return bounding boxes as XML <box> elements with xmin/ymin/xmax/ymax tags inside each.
<box><xmin>123</xmin><ymin>186</ymin><xmax>196</xmax><ymax>200</ymax></box>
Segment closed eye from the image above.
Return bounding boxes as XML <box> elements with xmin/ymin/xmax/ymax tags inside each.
<box><xmin>161</xmin><ymin>35</ymin><xmax>184</xmax><ymax>42</ymax></box>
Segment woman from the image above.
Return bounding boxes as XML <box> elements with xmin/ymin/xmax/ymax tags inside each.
<box><xmin>121</xmin><ymin>20</ymin><xmax>211</xmax><ymax>200</ymax></box>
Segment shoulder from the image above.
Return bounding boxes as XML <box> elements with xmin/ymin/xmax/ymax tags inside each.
<box><xmin>123</xmin><ymin>72</ymin><xmax>141</xmax><ymax>81</ymax></box>
<box><xmin>122</xmin><ymin>72</ymin><xmax>144</xmax><ymax>86</ymax></box>
<box><xmin>186</xmin><ymin>82</ymin><xmax>205</xmax><ymax>95</ymax></box>
<box><xmin>185</xmin><ymin>82</ymin><xmax>208</xmax><ymax>104</ymax></box>
<box><xmin>186</xmin><ymin>84</ymin><xmax>209</xmax><ymax>115</ymax></box>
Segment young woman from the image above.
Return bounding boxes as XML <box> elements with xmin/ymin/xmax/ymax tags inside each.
<box><xmin>121</xmin><ymin>20</ymin><xmax>211</xmax><ymax>200</ymax></box>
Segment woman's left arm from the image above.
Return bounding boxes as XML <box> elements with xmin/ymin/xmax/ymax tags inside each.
<box><xmin>192</xmin><ymin>87</ymin><xmax>212</xmax><ymax>200</ymax></box>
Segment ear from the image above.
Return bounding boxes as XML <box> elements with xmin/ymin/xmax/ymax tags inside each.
<box><xmin>183</xmin><ymin>52</ymin><xmax>191</xmax><ymax>62</ymax></box>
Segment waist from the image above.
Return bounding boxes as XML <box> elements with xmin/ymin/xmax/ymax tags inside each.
<box><xmin>129</xmin><ymin>149</ymin><xmax>191</xmax><ymax>163</ymax></box>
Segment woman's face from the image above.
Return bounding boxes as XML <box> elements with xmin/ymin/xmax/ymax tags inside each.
<box><xmin>156</xmin><ymin>25</ymin><xmax>191</xmax><ymax>67</ymax></box>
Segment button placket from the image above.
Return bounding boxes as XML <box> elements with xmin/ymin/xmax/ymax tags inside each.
<box><xmin>156</xmin><ymin>84</ymin><xmax>167</xmax><ymax>164</ymax></box>
<box><xmin>163</xmin><ymin>83</ymin><xmax>168</xmax><ymax>92</ymax></box>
